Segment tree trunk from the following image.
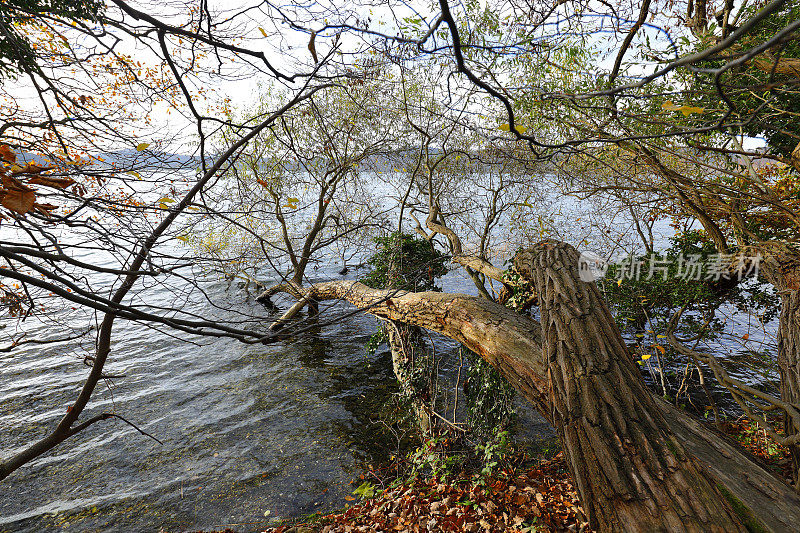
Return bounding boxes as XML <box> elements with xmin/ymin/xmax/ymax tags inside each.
<box><xmin>277</xmin><ymin>269</ymin><xmax>800</xmax><ymax>531</ymax></box>
<box><xmin>385</xmin><ymin>321</ymin><xmax>434</xmax><ymax>434</ymax></box>
<box><xmin>778</xmin><ymin>291</ymin><xmax>800</xmax><ymax>489</ymax></box>
<box><xmin>514</xmin><ymin>241</ymin><xmax>748</xmax><ymax>531</ymax></box>
<box><xmin>761</xmin><ymin>244</ymin><xmax>800</xmax><ymax>489</ymax></box>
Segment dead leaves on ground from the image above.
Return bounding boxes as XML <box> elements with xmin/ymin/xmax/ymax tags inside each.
<box><xmin>266</xmin><ymin>453</ymin><xmax>591</xmax><ymax>533</ymax></box>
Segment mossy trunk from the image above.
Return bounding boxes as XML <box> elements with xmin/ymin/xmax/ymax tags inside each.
<box><xmin>386</xmin><ymin>321</ymin><xmax>433</xmax><ymax>435</ymax></box>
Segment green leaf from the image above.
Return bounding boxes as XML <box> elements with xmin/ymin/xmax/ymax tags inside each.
<box><xmin>353</xmin><ymin>481</ymin><xmax>375</xmax><ymax>499</ymax></box>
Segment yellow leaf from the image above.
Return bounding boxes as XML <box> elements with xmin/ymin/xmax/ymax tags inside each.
<box><xmin>287</xmin><ymin>197</ymin><xmax>299</xmax><ymax>203</ymax></box>
<box><xmin>679</xmin><ymin>105</ymin><xmax>705</xmax><ymax>116</ymax></box>
<box><xmin>656</xmin><ymin>334</ymin><xmax>666</xmax><ymax>339</ymax></box>
<box><xmin>157</xmin><ymin>197</ymin><xmax>175</xmax><ymax>204</ymax></box>
<box><xmin>175</xmin><ymin>235</ymin><xmax>189</xmax><ymax>242</ymax></box>
<box><xmin>498</xmin><ymin>123</ymin><xmax>527</xmax><ymax>134</ymax></box>
<box><xmin>135</xmin><ymin>143</ymin><xmax>150</xmax><ymax>151</ymax></box>
<box><xmin>642</xmin><ymin>353</ymin><xmax>652</xmax><ymax>361</ymax></box>
<box><xmin>128</xmin><ymin>171</ymin><xmax>140</xmax><ymax>179</ymax></box>
<box><xmin>662</xmin><ymin>101</ymin><xmax>704</xmax><ymax>116</ymax></box>
<box><xmin>159</xmin><ymin>203</ymin><xmax>169</xmax><ymax>209</ymax></box>
<box><xmin>259</xmin><ymin>27</ymin><xmax>268</xmax><ymax>37</ymax></box>
<box><xmin>284</xmin><ymin>203</ymin><xmax>297</xmax><ymax>209</ymax></box>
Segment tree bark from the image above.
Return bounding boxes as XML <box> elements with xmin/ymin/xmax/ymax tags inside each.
<box><xmin>296</xmin><ymin>267</ymin><xmax>800</xmax><ymax>532</ymax></box>
<box><xmin>515</xmin><ymin>241</ymin><xmax>748</xmax><ymax>531</ymax></box>
<box><xmin>761</xmin><ymin>243</ymin><xmax>800</xmax><ymax>489</ymax></box>
<box><xmin>385</xmin><ymin>321</ymin><xmax>433</xmax><ymax>434</ymax></box>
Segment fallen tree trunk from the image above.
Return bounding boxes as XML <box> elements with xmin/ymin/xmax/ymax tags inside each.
<box><xmin>517</xmin><ymin>241</ymin><xmax>746</xmax><ymax>531</ymax></box>
<box><xmin>280</xmin><ymin>252</ymin><xmax>800</xmax><ymax>531</ymax></box>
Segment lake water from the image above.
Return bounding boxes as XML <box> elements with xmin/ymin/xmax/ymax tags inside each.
<box><xmin>0</xmin><ymin>265</ymin><xmax>555</xmax><ymax>533</ymax></box>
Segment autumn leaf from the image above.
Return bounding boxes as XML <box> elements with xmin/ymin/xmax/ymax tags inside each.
<box><xmin>11</xmin><ymin>163</ymin><xmax>56</xmax><ymax>176</ymax></box>
<box><xmin>642</xmin><ymin>353</ymin><xmax>652</xmax><ymax>361</ymax></box>
<box><xmin>1</xmin><ymin>175</ymin><xmax>36</xmax><ymax>214</ymax></box>
<box><xmin>0</xmin><ymin>145</ymin><xmax>16</xmax><ymax>163</ymax></box>
<box><xmin>498</xmin><ymin>123</ymin><xmax>528</xmax><ymax>134</ymax></box>
<box><xmin>661</xmin><ymin>100</ymin><xmax>705</xmax><ymax>116</ymax></box>
<box><xmin>28</xmin><ymin>175</ymin><xmax>76</xmax><ymax>189</ymax></box>
<box><xmin>135</xmin><ymin>142</ymin><xmax>150</xmax><ymax>151</ymax></box>
<box><xmin>308</xmin><ymin>31</ymin><xmax>318</xmax><ymax>64</ymax></box>
<box><xmin>259</xmin><ymin>27</ymin><xmax>268</xmax><ymax>37</ymax></box>
<box><xmin>34</xmin><ymin>203</ymin><xmax>59</xmax><ymax>216</ymax></box>
<box><xmin>654</xmin><ymin>345</ymin><xmax>666</xmax><ymax>355</ymax></box>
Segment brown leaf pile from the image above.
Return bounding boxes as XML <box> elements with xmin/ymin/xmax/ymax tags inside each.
<box><xmin>265</xmin><ymin>453</ymin><xmax>591</xmax><ymax>533</ymax></box>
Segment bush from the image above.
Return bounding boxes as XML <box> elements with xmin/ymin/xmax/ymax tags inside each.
<box><xmin>360</xmin><ymin>232</ymin><xmax>449</xmax><ymax>292</ymax></box>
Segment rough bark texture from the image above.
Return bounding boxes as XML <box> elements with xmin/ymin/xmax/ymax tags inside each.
<box><xmin>660</xmin><ymin>399</ymin><xmax>800</xmax><ymax>533</ymax></box>
<box><xmin>514</xmin><ymin>241</ymin><xmax>748</xmax><ymax>531</ymax></box>
<box><xmin>761</xmin><ymin>244</ymin><xmax>800</xmax><ymax>488</ymax></box>
<box><xmin>779</xmin><ymin>290</ymin><xmax>800</xmax><ymax>488</ymax></box>
<box><xmin>286</xmin><ymin>275</ymin><xmax>800</xmax><ymax>531</ymax></box>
